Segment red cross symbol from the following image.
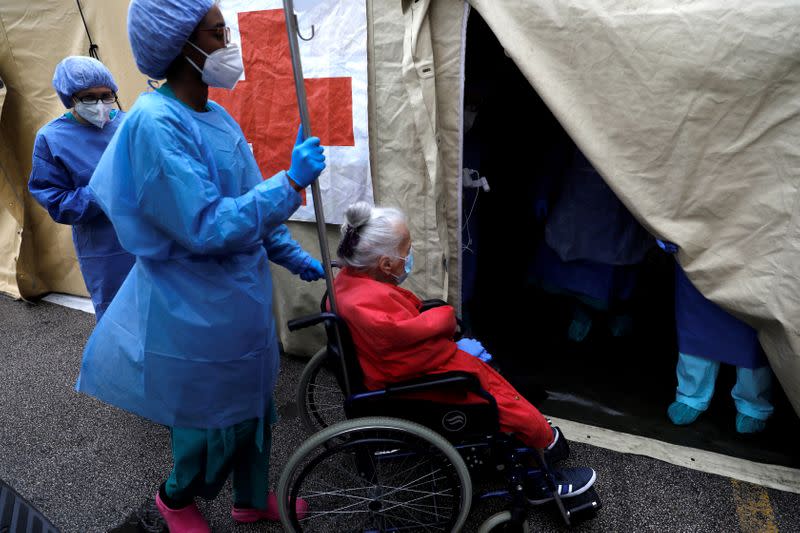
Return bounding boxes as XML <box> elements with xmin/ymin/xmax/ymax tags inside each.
<box><xmin>210</xmin><ymin>9</ymin><xmax>355</xmax><ymax>200</ymax></box>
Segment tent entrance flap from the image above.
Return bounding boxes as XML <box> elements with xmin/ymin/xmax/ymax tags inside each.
<box><xmin>466</xmin><ymin>0</ymin><xmax>800</xmax><ymax>421</ymax></box>
<box><xmin>461</xmin><ymin>9</ymin><xmax>800</xmax><ymax>469</ymax></box>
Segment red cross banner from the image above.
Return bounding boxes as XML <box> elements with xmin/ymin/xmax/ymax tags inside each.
<box><xmin>210</xmin><ymin>0</ymin><xmax>372</xmax><ymax>224</ymax></box>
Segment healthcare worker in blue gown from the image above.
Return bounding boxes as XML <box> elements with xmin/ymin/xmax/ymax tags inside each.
<box><xmin>76</xmin><ymin>1</ymin><xmax>325</xmax><ymax>530</ymax></box>
<box><xmin>658</xmin><ymin>242</ymin><xmax>773</xmax><ymax>434</ymax></box>
<box><xmin>529</xmin><ymin>142</ymin><xmax>654</xmax><ymax>342</ymax></box>
<box><xmin>28</xmin><ymin>56</ymin><xmax>135</xmax><ymax>321</ymax></box>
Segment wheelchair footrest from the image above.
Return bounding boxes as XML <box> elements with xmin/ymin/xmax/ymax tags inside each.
<box><xmin>561</xmin><ymin>487</ymin><xmax>602</xmax><ymax>525</ymax></box>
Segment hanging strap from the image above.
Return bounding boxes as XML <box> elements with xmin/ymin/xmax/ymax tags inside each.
<box><xmin>76</xmin><ymin>0</ymin><xmax>100</xmax><ymax>60</ymax></box>
<box><xmin>75</xmin><ymin>1</ymin><xmax>124</xmax><ymax>111</ymax></box>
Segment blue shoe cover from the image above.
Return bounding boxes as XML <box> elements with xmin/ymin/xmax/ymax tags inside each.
<box><xmin>736</xmin><ymin>413</ymin><xmax>767</xmax><ymax>434</ymax></box>
<box><xmin>667</xmin><ymin>401</ymin><xmax>702</xmax><ymax>425</ymax></box>
<box><xmin>567</xmin><ymin>307</ymin><xmax>592</xmax><ymax>343</ymax></box>
<box><xmin>609</xmin><ymin>314</ymin><xmax>633</xmax><ymax>337</ymax></box>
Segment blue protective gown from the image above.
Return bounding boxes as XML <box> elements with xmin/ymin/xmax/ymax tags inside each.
<box><xmin>529</xmin><ymin>150</ymin><xmax>652</xmax><ymax>307</ymax></box>
<box><xmin>531</xmin><ymin>241</ymin><xmax>640</xmax><ymax>308</ymax></box>
<box><xmin>76</xmin><ymin>87</ymin><xmax>313</xmax><ymax>429</ymax></box>
<box><xmin>28</xmin><ymin>111</ymin><xmax>135</xmax><ymax>320</ymax></box>
<box><xmin>544</xmin><ymin>151</ymin><xmax>653</xmax><ymax>266</ymax></box>
<box><xmin>674</xmin><ymin>266</ymin><xmax>767</xmax><ymax>368</ymax></box>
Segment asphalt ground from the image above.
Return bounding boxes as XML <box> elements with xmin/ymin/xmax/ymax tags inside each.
<box><xmin>1</xmin><ymin>295</ymin><xmax>799</xmax><ymax>532</ymax></box>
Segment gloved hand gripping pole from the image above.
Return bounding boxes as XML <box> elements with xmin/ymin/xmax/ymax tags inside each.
<box><xmin>283</xmin><ymin>0</ymin><xmax>352</xmax><ymax>398</ymax></box>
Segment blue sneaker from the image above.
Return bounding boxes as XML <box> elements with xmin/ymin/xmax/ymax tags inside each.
<box><xmin>526</xmin><ymin>467</ymin><xmax>597</xmax><ymax>505</ymax></box>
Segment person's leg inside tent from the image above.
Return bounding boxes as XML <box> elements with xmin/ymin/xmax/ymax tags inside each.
<box><xmin>732</xmin><ymin>365</ymin><xmax>773</xmax><ymax>434</ymax></box>
<box><xmin>669</xmin><ymin>352</ymin><xmax>720</xmax><ymax>425</ymax></box>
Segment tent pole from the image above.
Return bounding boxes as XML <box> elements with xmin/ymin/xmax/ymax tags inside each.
<box><xmin>283</xmin><ymin>0</ymin><xmax>351</xmax><ymax>398</ymax></box>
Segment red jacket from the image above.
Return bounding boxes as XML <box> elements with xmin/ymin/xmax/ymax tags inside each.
<box><xmin>332</xmin><ymin>268</ymin><xmax>553</xmax><ymax>448</ymax></box>
<box><xmin>334</xmin><ymin>268</ymin><xmax>459</xmax><ymax>390</ymax></box>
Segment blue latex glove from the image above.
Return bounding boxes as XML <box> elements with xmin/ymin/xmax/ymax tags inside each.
<box><xmin>299</xmin><ymin>257</ymin><xmax>325</xmax><ymax>282</ymax></box>
<box><xmin>656</xmin><ymin>239</ymin><xmax>679</xmax><ymax>254</ymax></box>
<box><xmin>456</xmin><ymin>337</ymin><xmax>493</xmax><ymax>362</ymax></box>
<box><xmin>288</xmin><ymin>125</ymin><xmax>326</xmax><ymax>189</ymax></box>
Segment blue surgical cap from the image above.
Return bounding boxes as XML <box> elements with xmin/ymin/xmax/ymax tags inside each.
<box><xmin>128</xmin><ymin>0</ymin><xmax>214</xmax><ymax>79</ymax></box>
<box><xmin>52</xmin><ymin>56</ymin><xmax>119</xmax><ymax>108</ymax></box>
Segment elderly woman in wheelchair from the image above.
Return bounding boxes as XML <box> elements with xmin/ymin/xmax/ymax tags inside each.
<box><xmin>278</xmin><ymin>202</ymin><xmax>601</xmax><ymax>532</ymax></box>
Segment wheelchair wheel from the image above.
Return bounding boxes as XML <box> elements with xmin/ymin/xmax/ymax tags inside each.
<box><xmin>297</xmin><ymin>347</ymin><xmax>346</xmax><ymax>434</ymax></box>
<box><xmin>278</xmin><ymin>417</ymin><xmax>472</xmax><ymax>532</ymax></box>
<box><xmin>477</xmin><ymin>511</ymin><xmax>531</xmax><ymax>533</ymax></box>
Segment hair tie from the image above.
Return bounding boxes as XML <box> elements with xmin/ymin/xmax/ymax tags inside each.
<box><xmin>337</xmin><ymin>225</ymin><xmax>361</xmax><ymax>258</ymax></box>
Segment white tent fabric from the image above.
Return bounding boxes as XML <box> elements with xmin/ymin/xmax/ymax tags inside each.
<box><xmin>469</xmin><ymin>0</ymin><xmax>800</xmax><ymax>415</ymax></box>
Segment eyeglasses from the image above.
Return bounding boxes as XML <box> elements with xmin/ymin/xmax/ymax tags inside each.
<box><xmin>197</xmin><ymin>26</ymin><xmax>232</xmax><ymax>46</ymax></box>
<box><xmin>74</xmin><ymin>93</ymin><xmax>117</xmax><ymax>105</ymax></box>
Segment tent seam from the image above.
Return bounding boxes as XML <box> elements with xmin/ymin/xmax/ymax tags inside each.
<box><xmin>454</xmin><ymin>0</ymin><xmax>469</xmax><ymax>314</ymax></box>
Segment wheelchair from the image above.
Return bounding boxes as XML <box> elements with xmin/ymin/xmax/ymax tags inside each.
<box><xmin>277</xmin><ymin>295</ymin><xmax>601</xmax><ymax>532</ymax></box>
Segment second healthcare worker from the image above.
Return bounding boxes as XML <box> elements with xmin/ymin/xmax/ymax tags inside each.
<box><xmin>29</xmin><ymin>56</ymin><xmax>135</xmax><ymax>321</ymax></box>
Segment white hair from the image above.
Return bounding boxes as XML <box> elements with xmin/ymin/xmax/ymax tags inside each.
<box><xmin>337</xmin><ymin>202</ymin><xmax>407</xmax><ymax>269</ymax></box>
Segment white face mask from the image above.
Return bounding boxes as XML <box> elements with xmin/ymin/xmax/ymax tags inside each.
<box><xmin>186</xmin><ymin>41</ymin><xmax>244</xmax><ymax>90</ymax></box>
<box><xmin>74</xmin><ymin>101</ymin><xmax>114</xmax><ymax>129</ymax></box>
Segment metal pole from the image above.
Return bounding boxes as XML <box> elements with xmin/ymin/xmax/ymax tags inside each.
<box><xmin>283</xmin><ymin>0</ymin><xmax>351</xmax><ymax>397</ymax></box>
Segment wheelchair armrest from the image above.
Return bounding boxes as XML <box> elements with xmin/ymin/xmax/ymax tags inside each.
<box><xmin>287</xmin><ymin>312</ymin><xmax>339</xmax><ymax>331</ymax></box>
<box><xmin>419</xmin><ymin>298</ymin><xmax>449</xmax><ymax>312</ymax></box>
<box><xmin>384</xmin><ymin>371</ymin><xmax>480</xmax><ymax>395</ymax></box>
<box><xmin>419</xmin><ymin>299</ymin><xmax>466</xmax><ymax>339</ymax></box>
<box><xmin>346</xmin><ymin>372</ymin><xmax>500</xmax><ymax>429</ymax></box>
<box><xmin>350</xmin><ymin>371</ymin><xmax>497</xmax><ymax>412</ymax></box>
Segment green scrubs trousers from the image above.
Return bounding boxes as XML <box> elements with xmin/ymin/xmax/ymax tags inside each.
<box><xmin>164</xmin><ymin>401</ymin><xmax>279</xmax><ymax>509</ymax></box>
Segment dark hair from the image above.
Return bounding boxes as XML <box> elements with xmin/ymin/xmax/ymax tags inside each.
<box><xmin>337</xmin><ymin>225</ymin><xmax>361</xmax><ymax>259</ymax></box>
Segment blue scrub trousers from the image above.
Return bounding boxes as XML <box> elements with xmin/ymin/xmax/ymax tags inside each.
<box><xmin>675</xmin><ymin>353</ymin><xmax>773</xmax><ymax>421</ymax></box>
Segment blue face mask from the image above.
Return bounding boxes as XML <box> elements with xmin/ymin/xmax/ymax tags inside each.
<box><xmin>392</xmin><ymin>247</ymin><xmax>414</xmax><ymax>285</ymax></box>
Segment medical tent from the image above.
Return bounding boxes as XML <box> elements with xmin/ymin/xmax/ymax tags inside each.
<box><xmin>1</xmin><ymin>0</ymin><xmax>800</xmax><ymax>419</ymax></box>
